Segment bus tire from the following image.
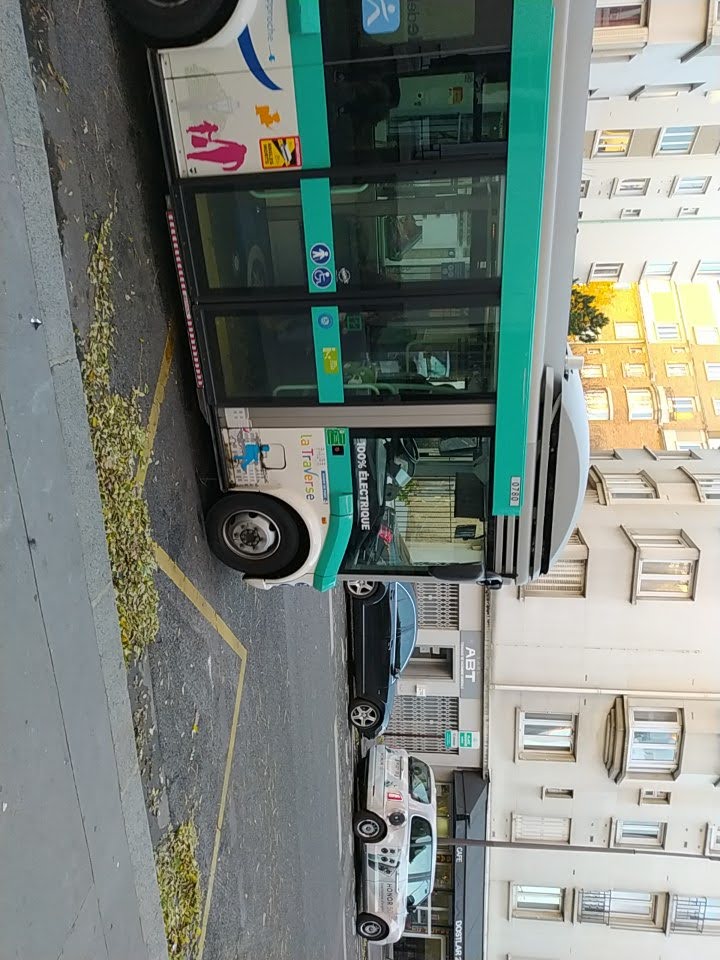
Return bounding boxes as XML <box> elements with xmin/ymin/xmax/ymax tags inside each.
<box><xmin>108</xmin><ymin>0</ymin><xmax>237</xmax><ymax>47</ymax></box>
<box><xmin>205</xmin><ymin>493</ymin><xmax>309</xmax><ymax>579</ymax></box>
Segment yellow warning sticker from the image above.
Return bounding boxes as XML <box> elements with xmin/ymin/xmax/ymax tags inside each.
<box><xmin>259</xmin><ymin>136</ymin><xmax>302</xmax><ymax>170</ymax></box>
<box><xmin>322</xmin><ymin>347</ymin><xmax>339</xmax><ymax>374</ymax></box>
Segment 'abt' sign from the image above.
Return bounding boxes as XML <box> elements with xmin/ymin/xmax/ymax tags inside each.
<box><xmin>459</xmin><ymin>631</ymin><xmax>481</xmax><ymax>699</ymax></box>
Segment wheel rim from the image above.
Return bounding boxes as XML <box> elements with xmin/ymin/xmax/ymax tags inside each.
<box><xmin>359</xmin><ymin>918</ymin><xmax>384</xmax><ymax>939</ymax></box>
<box><xmin>357</xmin><ymin>817</ymin><xmax>382</xmax><ymax>839</ymax></box>
<box><xmin>222</xmin><ymin>510</ymin><xmax>280</xmax><ymax>560</ymax></box>
<box><xmin>350</xmin><ymin>702</ymin><xmax>380</xmax><ymax>729</ymax></box>
<box><xmin>346</xmin><ymin>580</ymin><xmax>376</xmax><ymax>598</ymax></box>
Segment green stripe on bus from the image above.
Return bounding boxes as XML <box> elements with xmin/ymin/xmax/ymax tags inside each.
<box><xmin>288</xmin><ymin>0</ymin><xmax>330</xmax><ymax>169</ymax></box>
<box><xmin>311</xmin><ymin>306</ymin><xmax>344</xmax><ymax>403</ymax></box>
<box><xmin>300</xmin><ymin>178</ymin><xmax>337</xmax><ymax>294</ymax></box>
<box><xmin>313</xmin><ymin>431</ymin><xmax>354</xmax><ymax>591</ymax></box>
<box><xmin>492</xmin><ymin>0</ymin><xmax>554</xmax><ymax>517</ymax></box>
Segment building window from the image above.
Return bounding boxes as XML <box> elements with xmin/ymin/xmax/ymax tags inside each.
<box><xmin>620</xmin><ymin>207</ymin><xmax>641</xmax><ymax>219</ymax></box>
<box><xmin>628</xmin><ymin>707</ymin><xmax>684</xmax><ymax>774</ymax></box>
<box><xmin>705</xmin><ymin>362</ymin><xmax>720</xmax><ymax>381</ymax></box>
<box><xmin>578</xmin><ymin>890</ymin><xmax>668</xmax><ymax>931</ymax></box>
<box><xmin>695</xmin><ymin>260</ymin><xmax>720</xmax><ymax>278</ymax></box>
<box><xmin>613</xmin><ymin>819</ymin><xmax>667</xmax><ymax>848</ymax></box>
<box><xmin>673</xmin><ymin>176</ymin><xmax>710</xmax><ymax>196</ymax></box>
<box><xmin>415</xmin><ymin>582</ymin><xmax>460</xmax><ymax>629</ymax></box>
<box><xmin>644</xmin><ymin>261</ymin><xmax>676</xmax><ymax>278</ymax></box>
<box><xmin>669</xmin><ymin>396</ymin><xmax>697</xmax><ymax>419</ymax></box>
<box><xmin>678</xmin><ymin>206</ymin><xmax>699</xmax><ymax>218</ymax></box>
<box><xmin>615</xmin><ymin>178</ymin><xmax>649</xmax><ymax>197</ymax></box>
<box><xmin>681</xmin><ymin>470</ymin><xmax>720</xmax><ymax>502</ymax></box>
<box><xmin>695</xmin><ymin>326</ymin><xmax>720</xmax><ymax>344</ymax></box>
<box><xmin>585</xmin><ymin>388</ymin><xmax>612</xmax><ymax>420</ymax></box>
<box><xmin>623</xmin><ymin>362</ymin><xmax>647</xmax><ymax>377</ymax></box>
<box><xmin>705</xmin><ymin>824</ymin><xmax>720</xmax><ymax>858</ymax></box>
<box><xmin>592</xmin><ymin>469</ymin><xmax>658</xmax><ymax>502</ymax></box>
<box><xmin>542</xmin><ymin>787</ymin><xmax>574</xmax><ymax>801</ymax></box>
<box><xmin>639</xmin><ymin>788</ymin><xmax>671</xmax><ymax>805</ymax></box>
<box><xmin>666</xmin><ymin>362</ymin><xmax>690</xmax><ymax>377</ymax></box>
<box><xmin>580</xmin><ymin>178</ymin><xmax>589</xmax><ymax>198</ymax></box>
<box><xmin>594</xmin><ymin>130</ymin><xmax>632</xmax><ymax>157</ymax></box>
<box><xmin>615</xmin><ymin>321</ymin><xmax>640</xmax><ymax>339</ymax></box>
<box><xmin>633</xmin><ymin>84</ymin><xmax>698</xmax><ymax>98</ymax></box>
<box><xmin>511</xmin><ymin>815</ymin><xmax>572</xmax><ymax>844</ymax></box>
<box><xmin>581</xmin><ymin>362</ymin><xmax>605</xmax><ymax>378</ymax></box>
<box><xmin>627</xmin><ymin>388</ymin><xmax>655</xmax><ymax>420</ymax></box>
<box><xmin>590</xmin><ymin>261</ymin><xmax>623</xmax><ymax>281</ymax></box>
<box><xmin>622</xmin><ymin>528</ymin><xmax>699</xmax><ymax>602</ymax></box>
<box><xmin>655</xmin><ymin>322</ymin><xmax>680</xmax><ymax>340</ymax></box>
<box><xmin>517</xmin><ymin>712</ymin><xmax>578</xmax><ymax>762</ymax></box>
<box><xmin>656</xmin><ymin>126</ymin><xmax>699</xmax><ymax>155</ymax></box>
<box><xmin>644</xmin><ymin>448</ymin><xmax>694</xmax><ymax>460</ymax></box>
<box><xmin>511</xmin><ymin>885</ymin><xmax>566</xmax><ymax>921</ymax></box>
<box><xmin>670</xmin><ymin>896</ymin><xmax>720</xmax><ymax>935</ymax></box>
<box><xmin>594</xmin><ymin>4</ymin><xmax>646</xmax><ymax>27</ymax></box>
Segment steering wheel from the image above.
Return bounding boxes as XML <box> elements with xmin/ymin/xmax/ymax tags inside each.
<box><xmin>398</xmin><ymin>437</ymin><xmax>419</xmax><ymax>463</ymax></box>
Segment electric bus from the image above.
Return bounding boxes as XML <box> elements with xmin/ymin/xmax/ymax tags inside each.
<box><xmin>109</xmin><ymin>0</ymin><xmax>593</xmax><ymax>593</ymax></box>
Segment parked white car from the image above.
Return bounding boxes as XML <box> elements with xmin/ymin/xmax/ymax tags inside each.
<box><xmin>354</xmin><ymin>744</ymin><xmax>437</xmax><ymax>944</ymax></box>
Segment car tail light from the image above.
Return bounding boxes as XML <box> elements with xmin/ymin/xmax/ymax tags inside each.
<box><xmin>386</xmin><ymin>791</ymin><xmax>403</xmax><ymax>802</ymax></box>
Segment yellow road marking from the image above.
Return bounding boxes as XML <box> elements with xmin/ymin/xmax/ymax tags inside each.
<box><xmin>197</xmin><ymin>657</ymin><xmax>247</xmax><ymax>960</ymax></box>
<box><xmin>143</xmin><ymin>325</ymin><xmax>250</xmax><ymax>954</ymax></box>
<box><xmin>136</xmin><ymin>328</ymin><xmax>175</xmax><ymax>491</ymax></box>
<box><xmin>152</xmin><ymin>543</ymin><xmax>248</xmax><ymax>660</ymax></box>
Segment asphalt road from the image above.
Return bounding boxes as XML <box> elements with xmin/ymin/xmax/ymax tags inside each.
<box><xmin>22</xmin><ymin>1</ymin><xmax>361</xmax><ymax>957</ymax></box>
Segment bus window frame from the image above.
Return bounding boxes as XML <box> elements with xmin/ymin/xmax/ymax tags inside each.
<box><xmin>178</xmin><ymin>155</ymin><xmax>507</xmax><ymax>304</ymax></box>
<box><xmin>197</xmin><ymin>293</ymin><xmax>502</xmax><ymax>409</ymax></box>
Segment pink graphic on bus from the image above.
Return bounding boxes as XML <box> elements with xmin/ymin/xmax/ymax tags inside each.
<box><xmin>186</xmin><ymin>121</ymin><xmax>247</xmax><ymax>172</ymax></box>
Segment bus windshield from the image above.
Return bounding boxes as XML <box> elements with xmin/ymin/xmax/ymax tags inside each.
<box><xmin>343</xmin><ymin>432</ymin><xmax>490</xmax><ymax>576</ymax></box>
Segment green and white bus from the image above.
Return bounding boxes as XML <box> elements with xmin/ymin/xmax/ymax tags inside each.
<box><xmin>112</xmin><ymin>0</ymin><xmax>593</xmax><ymax>592</ymax></box>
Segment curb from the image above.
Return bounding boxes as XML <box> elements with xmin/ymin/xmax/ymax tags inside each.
<box><xmin>0</xmin><ymin>1</ymin><xmax>168</xmax><ymax>957</ymax></box>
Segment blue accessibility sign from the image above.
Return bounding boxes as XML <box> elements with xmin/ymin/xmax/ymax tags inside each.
<box><xmin>312</xmin><ymin>266</ymin><xmax>333</xmax><ymax>288</ymax></box>
<box><xmin>310</xmin><ymin>242</ymin><xmax>331</xmax><ymax>265</ymax></box>
<box><xmin>317</xmin><ymin>312</ymin><xmax>334</xmax><ymax>329</ymax></box>
<box><xmin>361</xmin><ymin>0</ymin><xmax>400</xmax><ymax>34</ymax></box>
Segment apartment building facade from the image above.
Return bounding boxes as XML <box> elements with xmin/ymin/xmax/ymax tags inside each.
<box><xmin>572</xmin><ymin>278</ymin><xmax>720</xmax><ymax>449</ymax></box>
<box><xmin>576</xmin><ymin>0</ymin><xmax>720</xmax><ymax>285</ymax></box>
<box><xmin>486</xmin><ymin>446</ymin><xmax>720</xmax><ymax>960</ymax></box>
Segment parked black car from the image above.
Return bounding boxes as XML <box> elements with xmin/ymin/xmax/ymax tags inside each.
<box><xmin>345</xmin><ymin>581</ymin><xmax>418</xmax><ymax>737</ymax></box>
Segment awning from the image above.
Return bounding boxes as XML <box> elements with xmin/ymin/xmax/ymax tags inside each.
<box><xmin>452</xmin><ymin>772</ymin><xmax>489</xmax><ymax>960</ymax></box>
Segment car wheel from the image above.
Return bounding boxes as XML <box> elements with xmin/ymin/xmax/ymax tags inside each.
<box><xmin>205</xmin><ymin>493</ymin><xmax>309</xmax><ymax>578</ymax></box>
<box><xmin>344</xmin><ymin>580</ymin><xmax>381</xmax><ymax>600</ymax></box>
<box><xmin>349</xmin><ymin>698</ymin><xmax>382</xmax><ymax>735</ymax></box>
<box><xmin>353</xmin><ymin>810</ymin><xmax>387</xmax><ymax>843</ymax></box>
<box><xmin>357</xmin><ymin>913</ymin><xmax>390</xmax><ymax>941</ymax></box>
<box><xmin>107</xmin><ymin>0</ymin><xmax>238</xmax><ymax>45</ymax></box>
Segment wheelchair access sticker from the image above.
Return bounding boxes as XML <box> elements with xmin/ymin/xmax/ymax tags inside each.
<box><xmin>259</xmin><ymin>136</ymin><xmax>302</xmax><ymax>169</ymax></box>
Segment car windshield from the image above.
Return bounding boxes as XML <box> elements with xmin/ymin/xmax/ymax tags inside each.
<box><xmin>408</xmin><ymin>758</ymin><xmax>433</xmax><ymax>804</ymax></box>
<box><xmin>407</xmin><ymin>816</ymin><xmax>434</xmax><ymax>908</ymax></box>
<box><xmin>394</xmin><ymin>583</ymin><xmax>417</xmax><ymax>673</ymax></box>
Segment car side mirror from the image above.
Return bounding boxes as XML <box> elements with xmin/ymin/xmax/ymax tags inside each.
<box><xmin>407</xmin><ymin>895</ymin><xmax>415</xmax><ymax>912</ymax></box>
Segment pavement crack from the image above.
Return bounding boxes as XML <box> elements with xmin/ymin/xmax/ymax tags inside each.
<box><xmin>56</xmin><ymin>883</ymin><xmax>93</xmax><ymax>960</ymax></box>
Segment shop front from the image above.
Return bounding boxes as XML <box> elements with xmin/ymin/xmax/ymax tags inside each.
<box><xmin>390</xmin><ymin>772</ymin><xmax>488</xmax><ymax>960</ymax></box>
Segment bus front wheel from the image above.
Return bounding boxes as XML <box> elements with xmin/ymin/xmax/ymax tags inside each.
<box><xmin>108</xmin><ymin>0</ymin><xmax>237</xmax><ymax>46</ymax></box>
<box><xmin>205</xmin><ymin>493</ymin><xmax>309</xmax><ymax>579</ymax></box>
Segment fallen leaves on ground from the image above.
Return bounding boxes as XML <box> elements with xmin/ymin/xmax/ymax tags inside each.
<box><xmin>155</xmin><ymin>821</ymin><xmax>202</xmax><ymax>958</ymax></box>
<box><xmin>80</xmin><ymin>208</ymin><xmax>159</xmax><ymax>662</ymax></box>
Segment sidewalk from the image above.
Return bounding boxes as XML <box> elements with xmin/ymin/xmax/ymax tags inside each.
<box><xmin>0</xmin><ymin>1</ymin><xmax>167</xmax><ymax>957</ymax></box>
